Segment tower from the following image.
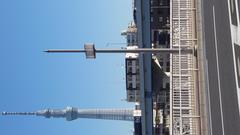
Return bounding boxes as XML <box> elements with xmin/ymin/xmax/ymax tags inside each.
<box><xmin>1</xmin><ymin>107</ymin><xmax>135</xmax><ymax>121</ymax></box>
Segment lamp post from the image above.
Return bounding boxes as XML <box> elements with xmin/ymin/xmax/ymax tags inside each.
<box><xmin>44</xmin><ymin>43</ymin><xmax>192</xmax><ymax>59</ymax></box>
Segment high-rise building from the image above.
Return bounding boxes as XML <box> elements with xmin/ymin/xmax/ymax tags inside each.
<box><xmin>122</xmin><ymin>22</ymin><xmax>140</xmax><ymax>103</ymax></box>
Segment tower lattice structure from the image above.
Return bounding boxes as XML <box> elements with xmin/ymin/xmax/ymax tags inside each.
<box><xmin>2</xmin><ymin>107</ymin><xmax>135</xmax><ymax>121</ymax></box>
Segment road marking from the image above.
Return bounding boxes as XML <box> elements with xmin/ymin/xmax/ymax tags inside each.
<box><xmin>213</xmin><ymin>6</ymin><xmax>225</xmax><ymax>135</ymax></box>
<box><xmin>205</xmin><ymin>60</ymin><xmax>213</xmax><ymax>135</ymax></box>
<box><xmin>227</xmin><ymin>0</ymin><xmax>240</xmax><ymax>116</ymax></box>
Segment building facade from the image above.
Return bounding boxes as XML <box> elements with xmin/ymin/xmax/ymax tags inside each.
<box><xmin>150</xmin><ymin>0</ymin><xmax>170</xmax><ymax>134</ymax></box>
<box><xmin>122</xmin><ymin>22</ymin><xmax>140</xmax><ymax>102</ymax></box>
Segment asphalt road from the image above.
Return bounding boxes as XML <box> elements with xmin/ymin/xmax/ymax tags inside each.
<box><xmin>202</xmin><ymin>0</ymin><xmax>240</xmax><ymax>135</ymax></box>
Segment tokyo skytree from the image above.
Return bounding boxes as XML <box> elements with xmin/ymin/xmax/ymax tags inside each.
<box><xmin>1</xmin><ymin>106</ymin><xmax>137</xmax><ymax>121</ymax></box>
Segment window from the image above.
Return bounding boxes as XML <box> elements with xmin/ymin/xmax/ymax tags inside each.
<box><xmin>166</xmin><ymin>83</ymin><xmax>170</xmax><ymax>89</ymax></box>
<box><xmin>131</xmin><ymin>37</ymin><xmax>135</xmax><ymax>43</ymax></box>
<box><xmin>153</xmin><ymin>31</ymin><xmax>158</xmax><ymax>43</ymax></box>
<box><xmin>128</xmin><ymin>83</ymin><xmax>133</xmax><ymax>89</ymax></box>
<box><xmin>127</xmin><ymin>75</ymin><xmax>132</xmax><ymax>81</ymax></box>
<box><xmin>136</xmin><ymin>68</ymin><xmax>140</xmax><ymax>73</ymax></box>
<box><xmin>160</xmin><ymin>62</ymin><xmax>163</xmax><ymax>66</ymax></box>
<box><xmin>166</xmin><ymin>61</ymin><xmax>170</xmax><ymax>72</ymax></box>
<box><xmin>159</xmin><ymin>0</ymin><xmax>163</xmax><ymax>6</ymax></box>
<box><xmin>132</xmin><ymin>35</ymin><xmax>136</xmax><ymax>44</ymax></box>
<box><xmin>128</xmin><ymin>67</ymin><xmax>132</xmax><ymax>73</ymax></box>
<box><xmin>127</xmin><ymin>35</ymin><xmax>131</xmax><ymax>43</ymax></box>
<box><xmin>159</xmin><ymin>17</ymin><xmax>163</xmax><ymax>23</ymax></box>
<box><xmin>136</xmin><ymin>83</ymin><xmax>140</xmax><ymax>89</ymax></box>
<box><xmin>127</xmin><ymin>61</ymin><xmax>132</xmax><ymax>66</ymax></box>
<box><xmin>158</xmin><ymin>10</ymin><xmax>162</xmax><ymax>15</ymax></box>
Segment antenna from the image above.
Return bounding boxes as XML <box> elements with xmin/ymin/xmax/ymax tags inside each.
<box><xmin>2</xmin><ymin>111</ymin><xmax>36</xmax><ymax>116</ymax></box>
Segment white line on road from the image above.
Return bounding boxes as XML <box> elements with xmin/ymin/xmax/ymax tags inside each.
<box><xmin>213</xmin><ymin>5</ymin><xmax>225</xmax><ymax>135</ymax></box>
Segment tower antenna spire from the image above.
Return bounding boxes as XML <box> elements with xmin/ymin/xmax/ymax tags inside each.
<box><xmin>2</xmin><ymin>111</ymin><xmax>36</xmax><ymax>116</ymax></box>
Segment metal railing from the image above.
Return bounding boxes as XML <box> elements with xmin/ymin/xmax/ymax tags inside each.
<box><xmin>170</xmin><ymin>0</ymin><xmax>200</xmax><ymax>134</ymax></box>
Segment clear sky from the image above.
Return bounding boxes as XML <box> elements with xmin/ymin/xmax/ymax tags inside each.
<box><xmin>0</xmin><ymin>0</ymin><xmax>134</xmax><ymax>134</ymax></box>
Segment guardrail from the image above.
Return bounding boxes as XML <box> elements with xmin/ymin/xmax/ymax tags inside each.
<box><xmin>170</xmin><ymin>0</ymin><xmax>200</xmax><ymax>134</ymax></box>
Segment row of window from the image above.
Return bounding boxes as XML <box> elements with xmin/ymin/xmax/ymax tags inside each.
<box><xmin>127</xmin><ymin>82</ymin><xmax>140</xmax><ymax>90</ymax></box>
<box><xmin>128</xmin><ymin>95</ymin><xmax>140</xmax><ymax>102</ymax></box>
<box><xmin>127</xmin><ymin>60</ymin><xmax>139</xmax><ymax>66</ymax></box>
<box><xmin>127</xmin><ymin>74</ymin><xmax>140</xmax><ymax>79</ymax></box>
<box><xmin>127</xmin><ymin>34</ymin><xmax>137</xmax><ymax>44</ymax></box>
<box><xmin>127</xmin><ymin>60</ymin><xmax>140</xmax><ymax>73</ymax></box>
<box><xmin>153</xmin><ymin>31</ymin><xmax>170</xmax><ymax>45</ymax></box>
<box><xmin>127</xmin><ymin>67</ymin><xmax>140</xmax><ymax>74</ymax></box>
<box><xmin>150</xmin><ymin>0</ymin><xmax>170</xmax><ymax>6</ymax></box>
<box><xmin>151</xmin><ymin>16</ymin><xmax>167</xmax><ymax>23</ymax></box>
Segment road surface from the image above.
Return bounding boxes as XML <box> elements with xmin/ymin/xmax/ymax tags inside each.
<box><xmin>202</xmin><ymin>0</ymin><xmax>240</xmax><ymax>134</ymax></box>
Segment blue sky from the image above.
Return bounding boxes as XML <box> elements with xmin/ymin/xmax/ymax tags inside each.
<box><xmin>0</xmin><ymin>0</ymin><xmax>134</xmax><ymax>134</ymax></box>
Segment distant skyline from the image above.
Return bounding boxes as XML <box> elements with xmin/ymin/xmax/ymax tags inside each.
<box><xmin>0</xmin><ymin>0</ymin><xmax>134</xmax><ymax>135</ymax></box>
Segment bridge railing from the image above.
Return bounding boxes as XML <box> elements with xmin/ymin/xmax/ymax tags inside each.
<box><xmin>170</xmin><ymin>0</ymin><xmax>200</xmax><ymax>134</ymax></box>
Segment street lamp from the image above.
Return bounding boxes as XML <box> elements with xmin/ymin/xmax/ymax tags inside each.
<box><xmin>45</xmin><ymin>43</ymin><xmax>192</xmax><ymax>59</ymax></box>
